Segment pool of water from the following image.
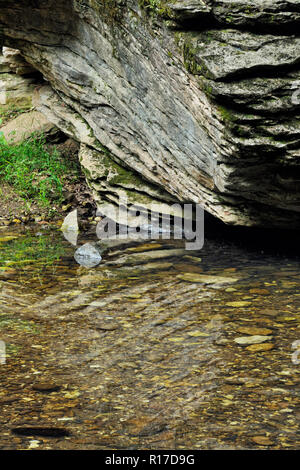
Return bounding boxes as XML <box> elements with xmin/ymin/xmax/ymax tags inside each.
<box><xmin>0</xmin><ymin>222</ymin><xmax>299</xmax><ymax>449</ymax></box>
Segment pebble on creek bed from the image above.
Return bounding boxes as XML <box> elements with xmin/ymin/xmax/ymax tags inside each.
<box><xmin>32</xmin><ymin>382</ymin><xmax>61</xmax><ymax>392</ymax></box>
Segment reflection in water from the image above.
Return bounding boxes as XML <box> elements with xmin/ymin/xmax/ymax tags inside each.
<box><xmin>62</xmin><ymin>229</ymin><xmax>78</xmax><ymax>247</ymax></box>
<box><xmin>0</xmin><ymin>223</ymin><xmax>299</xmax><ymax>450</ymax></box>
<box><xmin>61</xmin><ymin>209</ymin><xmax>79</xmax><ymax>247</ymax></box>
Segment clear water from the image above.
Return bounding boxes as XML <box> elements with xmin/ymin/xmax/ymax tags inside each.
<box><xmin>0</xmin><ymin>222</ymin><xmax>299</xmax><ymax>449</ymax></box>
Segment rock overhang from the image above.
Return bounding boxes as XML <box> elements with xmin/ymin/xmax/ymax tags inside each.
<box><xmin>0</xmin><ymin>0</ymin><xmax>299</xmax><ymax>228</ymax></box>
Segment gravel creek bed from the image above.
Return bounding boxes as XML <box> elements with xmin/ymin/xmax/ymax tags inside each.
<box><xmin>0</xmin><ymin>225</ymin><xmax>299</xmax><ymax>449</ymax></box>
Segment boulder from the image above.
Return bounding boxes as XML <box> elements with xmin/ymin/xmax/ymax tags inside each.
<box><xmin>0</xmin><ymin>110</ymin><xmax>58</xmax><ymax>143</ymax></box>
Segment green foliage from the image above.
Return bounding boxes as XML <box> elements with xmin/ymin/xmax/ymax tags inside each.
<box><xmin>0</xmin><ymin>132</ymin><xmax>78</xmax><ymax>207</ymax></box>
<box><xmin>140</xmin><ymin>0</ymin><xmax>160</xmax><ymax>14</ymax></box>
<box><xmin>0</xmin><ymin>231</ymin><xmax>65</xmax><ymax>267</ymax></box>
<box><xmin>139</xmin><ymin>0</ymin><xmax>172</xmax><ymax>18</ymax></box>
<box><xmin>147</xmin><ymin>0</ymin><xmax>160</xmax><ymax>11</ymax></box>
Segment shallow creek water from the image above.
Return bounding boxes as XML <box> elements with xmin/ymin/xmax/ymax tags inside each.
<box><xmin>0</xmin><ymin>223</ymin><xmax>299</xmax><ymax>450</ymax></box>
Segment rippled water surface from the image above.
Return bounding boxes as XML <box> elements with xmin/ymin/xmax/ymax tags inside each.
<box><xmin>0</xmin><ymin>223</ymin><xmax>299</xmax><ymax>449</ymax></box>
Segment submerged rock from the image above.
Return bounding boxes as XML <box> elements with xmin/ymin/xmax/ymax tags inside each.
<box><xmin>104</xmin><ymin>248</ymin><xmax>186</xmax><ymax>266</ymax></box>
<box><xmin>0</xmin><ymin>1</ymin><xmax>299</xmax><ymax>228</ymax></box>
<box><xmin>237</xmin><ymin>327</ymin><xmax>273</xmax><ymax>336</ymax></box>
<box><xmin>252</xmin><ymin>436</ymin><xmax>275</xmax><ymax>446</ymax></box>
<box><xmin>246</xmin><ymin>343</ymin><xmax>275</xmax><ymax>352</ymax></box>
<box><xmin>74</xmin><ymin>243</ymin><xmax>102</xmax><ymax>268</ymax></box>
<box><xmin>177</xmin><ymin>273</ymin><xmax>239</xmax><ymax>284</ymax></box>
<box><xmin>234</xmin><ymin>335</ymin><xmax>272</xmax><ymax>345</ymax></box>
<box><xmin>32</xmin><ymin>381</ymin><xmax>61</xmax><ymax>392</ymax></box>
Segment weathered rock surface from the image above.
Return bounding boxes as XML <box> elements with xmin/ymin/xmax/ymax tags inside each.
<box><xmin>165</xmin><ymin>1</ymin><xmax>300</xmax><ymax>28</ymax></box>
<box><xmin>0</xmin><ymin>110</ymin><xmax>57</xmax><ymax>143</ymax></box>
<box><xmin>2</xmin><ymin>47</ymin><xmax>36</xmax><ymax>76</ymax></box>
<box><xmin>0</xmin><ymin>70</ymin><xmax>36</xmax><ymax>110</ymax></box>
<box><xmin>0</xmin><ymin>0</ymin><xmax>299</xmax><ymax>228</ymax></box>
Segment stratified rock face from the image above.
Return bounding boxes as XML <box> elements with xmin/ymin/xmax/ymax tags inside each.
<box><xmin>2</xmin><ymin>47</ymin><xmax>36</xmax><ymax>75</ymax></box>
<box><xmin>166</xmin><ymin>0</ymin><xmax>300</xmax><ymax>28</ymax></box>
<box><xmin>0</xmin><ymin>48</ymin><xmax>38</xmax><ymax>109</ymax></box>
<box><xmin>0</xmin><ymin>0</ymin><xmax>299</xmax><ymax>227</ymax></box>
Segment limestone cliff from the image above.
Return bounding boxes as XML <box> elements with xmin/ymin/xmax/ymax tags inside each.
<box><xmin>0</xmin><ymin>0</ymin><xmax>299</xmax><ymax>227</ymax></box>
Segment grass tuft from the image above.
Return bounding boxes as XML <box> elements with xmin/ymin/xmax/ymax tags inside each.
<box><xmin>0</xmin><ymin>130</ymin><xmax>79</xmax><ymax>208</ymax></box>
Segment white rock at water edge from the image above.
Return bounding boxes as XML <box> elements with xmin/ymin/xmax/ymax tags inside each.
<box><xmin>74</xmin><ymin>243</ymin><xmax>102</xmax><ymax>268</ymax></box>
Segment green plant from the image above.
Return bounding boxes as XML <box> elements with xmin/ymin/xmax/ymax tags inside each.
<box><xmin>0</xmin><ymin>132</ymin><xmax>79</xmax><ymax>207</ymax></box>
<box><xmin>0</xmin><ymin>231</ymin><xmax>65</xmax><ymax>268</ymax></box>
<box><xmin>141</xmin><ymin>0</ymin><xmax>160</xmax><ymax>14</ymax></box>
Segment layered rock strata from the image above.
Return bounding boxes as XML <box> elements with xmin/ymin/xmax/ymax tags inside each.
<box><xmin>0</xmin><ymin>0</ymin><xmax>299</xmax><ymax>227</ymax></box>
<box><xmin>0</xmin><ymin>47</ymin><xmax>41</xmax><ymax>110</ymax></box>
